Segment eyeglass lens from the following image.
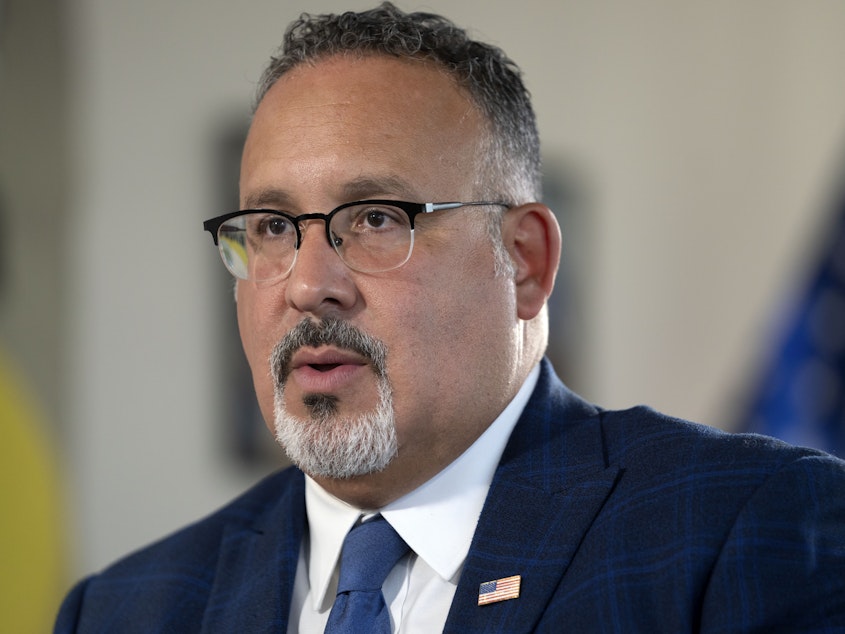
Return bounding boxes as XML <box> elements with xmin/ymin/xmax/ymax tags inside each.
<box><xmin>215</xmin><ymin>202</ymin><xmax>415</xmax><ymax>281</ymax></box>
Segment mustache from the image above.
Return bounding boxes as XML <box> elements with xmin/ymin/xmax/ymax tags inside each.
<box><xmin>270</xmin><ymin>317</ymin><xmax>388</xmax><ymax>386</ymax></box>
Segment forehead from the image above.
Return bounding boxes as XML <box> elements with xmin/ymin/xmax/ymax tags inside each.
<box><xmin>240</xmin><ymin>54</ymin><xmax>486</xmax><ymax>205</ymax></box>
<box><xmin>258</xmin><ymin>53</ymin><xmax>474</xmax><ymax>121</ymax></box>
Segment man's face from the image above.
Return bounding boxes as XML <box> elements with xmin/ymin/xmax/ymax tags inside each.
<box><xmin>237</xmin><ymin>54</ymin><xmax>521</xmax><ymax>505</ymax></box>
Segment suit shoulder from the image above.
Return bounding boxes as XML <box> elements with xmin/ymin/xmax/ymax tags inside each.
<box><xmin>55</xmin><ymin>468</ymin><xmax>305</xmax><ymax>631</ymax></box>
<box><xmin>600</xmin><ymin>404</ymin><xmax>842</xmax><ymax>482</ymax></box>
<box><xmin>91</xmin><ymin>467</ymin><xmax>302</xmax><ymax>579</ymax></box>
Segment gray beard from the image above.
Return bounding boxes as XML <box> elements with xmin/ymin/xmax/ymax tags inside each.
<box><xmin>274</xmin><ymin>375</ymin><xmax>397</xmax><ymax>479</ymax></box>
<box><xmin>269</xmin><ymin>318</ymin><xmax>398</xmax><ymax>479</ymax></box>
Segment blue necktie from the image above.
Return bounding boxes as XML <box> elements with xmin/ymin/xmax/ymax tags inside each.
<box><xmin>324</xmin><ymin>515</ymin><xmax>410</xmax><ymax>634</ymax></box>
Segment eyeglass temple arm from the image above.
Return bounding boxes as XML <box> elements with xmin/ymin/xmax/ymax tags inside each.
<box><xmin>424</xmin><ymin>202</ymin><xmax>465</xmax><ymax>213</ymax></box>
<box><xmin>423</xmin><ymin>201</ymin><xmax>509</xmax><ymax>214</ymax></box>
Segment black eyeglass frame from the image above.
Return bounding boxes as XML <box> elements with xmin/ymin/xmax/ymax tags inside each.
<box><xmin>203</xmin><ymin>199</ymin><xmax>511</xmax><ymax>280</ymax></box>
<box><xmin>202</xmin><ymin>199</ymin><xmax>510</xmax><ymax>248</ymax></box>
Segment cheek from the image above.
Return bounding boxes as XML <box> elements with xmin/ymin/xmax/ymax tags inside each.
<box><xmin>235</xmin><ymin>286</ymin><xmax>260</xmax><ymax>365</ymax></box>
<box><xmin>236</xmin><ymin>283</ymin><xmax>283</xmax><ymax>361</ymax></box>
<box><xmin>236</xmin><ymin>285</ymin><xmax>279</xmax><ymax>427</ymax></box>
<box><xmin>392</xmin><ymin>274</ymin><xmax>515</xmax><ymax>373</ymax></box>
<box><xmin>380</xmin><ymin>280</ymin><xmax>485</xmax><ymax>395</ymax></box>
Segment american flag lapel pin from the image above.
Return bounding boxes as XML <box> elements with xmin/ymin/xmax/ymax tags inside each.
<box><xmin>477</xmin><ymin>574</ymin><xmax>521</xmax><ymax>606</ymax></box>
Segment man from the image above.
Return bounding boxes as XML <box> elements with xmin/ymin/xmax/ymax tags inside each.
<box><xmin>56</xmin><ymin>3</ymin><xmax>845</xmax><ymax>632</ymax></box>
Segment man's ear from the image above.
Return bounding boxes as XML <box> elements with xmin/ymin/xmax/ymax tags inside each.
<box><xmin>503</xmin><ymin>203</ymin><xmax>561</xmax><ymax>321</ymax></box>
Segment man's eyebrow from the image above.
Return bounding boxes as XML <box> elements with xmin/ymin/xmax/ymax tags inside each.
<box><xmin>242</xmin><ymin>188</ymin><xmax>294</xmax><ymax>210</ymax></box>
<box><xmin>242</xmin><ymin>176</ymin><xmax>424</xmax><ymax>211</ymax></box>
<box><xmin>339</xmin><ymin>176</ymin><xmax>421</xmax><ymax>201</ymax></box>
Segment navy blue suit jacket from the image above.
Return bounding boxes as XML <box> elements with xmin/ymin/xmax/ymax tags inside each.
<box><xmin>56</xmin><ymin>359</ymin><xmax>845</xmax><ymax>632</ymax></box>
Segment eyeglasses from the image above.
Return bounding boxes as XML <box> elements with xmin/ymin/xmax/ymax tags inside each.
<box><xmin>203</xmin><ymin>200</ymin><xmax>509</xmax><ymax>283</ymax></box>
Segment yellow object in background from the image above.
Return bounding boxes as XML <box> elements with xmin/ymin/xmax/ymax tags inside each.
<box><xmin>0</xmin><ymin>352</ymin><xmax>66</xmax><ymax>633</ymax></box>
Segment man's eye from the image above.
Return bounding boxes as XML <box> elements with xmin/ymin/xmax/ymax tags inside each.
<box><xmin>266</xmin><ymin>218</ymin><xmax>289</xmax><ymax>235</ymax></box>
<box><xmin>255</xmin><ymin>215</ymin><xmax>291</xmax><ymax>237</ymax></box>
<box><xmin>365</xmin><ymin>210</ymin><xmax>388</xmax><ymax>228</ymax></box>
<box><xmin>351</xmin><ymin>206</ymin><xmax>404</xmax><ymax>231</ymax></box>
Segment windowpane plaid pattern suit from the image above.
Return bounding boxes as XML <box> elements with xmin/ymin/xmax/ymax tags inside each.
<box><xmin>55</xmin><ymin>359</ymin><xmax>845</xmax><ymax>632</ymax></box>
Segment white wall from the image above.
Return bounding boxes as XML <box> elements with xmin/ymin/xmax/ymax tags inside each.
<box><xmin>59</xmin><ymin>0</ymin><xmax>845</xmax><ymax>576</ymax></box>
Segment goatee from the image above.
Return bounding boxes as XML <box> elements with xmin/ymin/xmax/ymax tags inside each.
<box><xmin>269</xmin><ymin>317</ymin><xmax>398</xmax><ymax>479</ymax></box>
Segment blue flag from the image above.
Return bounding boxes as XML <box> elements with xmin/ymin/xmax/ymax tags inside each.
<box><xmin>743</xmin><ymin>181</ymin><xmax>845</xmax><ymax>457</ymax></box>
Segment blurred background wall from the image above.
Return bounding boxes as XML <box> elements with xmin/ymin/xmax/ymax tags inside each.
<box><xmin>2</xmin><ymin>0</ymin><xmax>845</xmax><ymax>626</ymax></box>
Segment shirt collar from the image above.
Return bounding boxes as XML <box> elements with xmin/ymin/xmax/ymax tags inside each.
<box><xmin>304</xmin><ymin>364</ymin><xmax>540</xmax><ymax>610</ymax></box>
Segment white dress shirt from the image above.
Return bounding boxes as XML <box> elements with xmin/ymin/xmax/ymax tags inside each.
<box><xmin>287</xmin><ymin>364</ymin><xmax>540</xmax><ymax>633</ymax></box>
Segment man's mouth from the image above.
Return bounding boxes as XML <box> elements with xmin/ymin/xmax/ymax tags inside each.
<box><xmin>285</xmin><ymin>348</ymin><xmax>369</xmax><ymax>392</ymax></box>
<box><xmin>309</xmin><ymin>363</ymin><xmax>342</xmax><ymax>372</ymax></box>
<box><xmin>291</xmin><ymin>348</ymin><xmax>368</xmax><ymax>371</ymax></box>
<box><xmin>270</xmin><ymin>317</ymin><xmax>388</xmax><ymax>389</ymax></box>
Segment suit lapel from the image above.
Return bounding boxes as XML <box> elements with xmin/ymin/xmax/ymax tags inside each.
<box><xmin>444</xmin><ymin>360</ymin><xmax>621</xmax><ymax>633</ymax></box>
<box><xmin>200</xmin><ymin>469</ymin><xmax>306</xmax><ymax>634</ymax></box>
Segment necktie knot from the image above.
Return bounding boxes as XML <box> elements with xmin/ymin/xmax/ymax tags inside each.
<box><xmin>325</xmin><ymin>515</ymin><xmax>409</xmax><ymax>634</ymax></box>
<box><xmin>336</xmin><ymin>515</ymin><xmax>409</xmax><ymax>593</ymax></box>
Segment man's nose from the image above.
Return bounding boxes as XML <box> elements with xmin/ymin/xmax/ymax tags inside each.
<box><xmin>284</xmin><ymin>221</ymin><xmax>358</xmax><ymax>315</ymax></box>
